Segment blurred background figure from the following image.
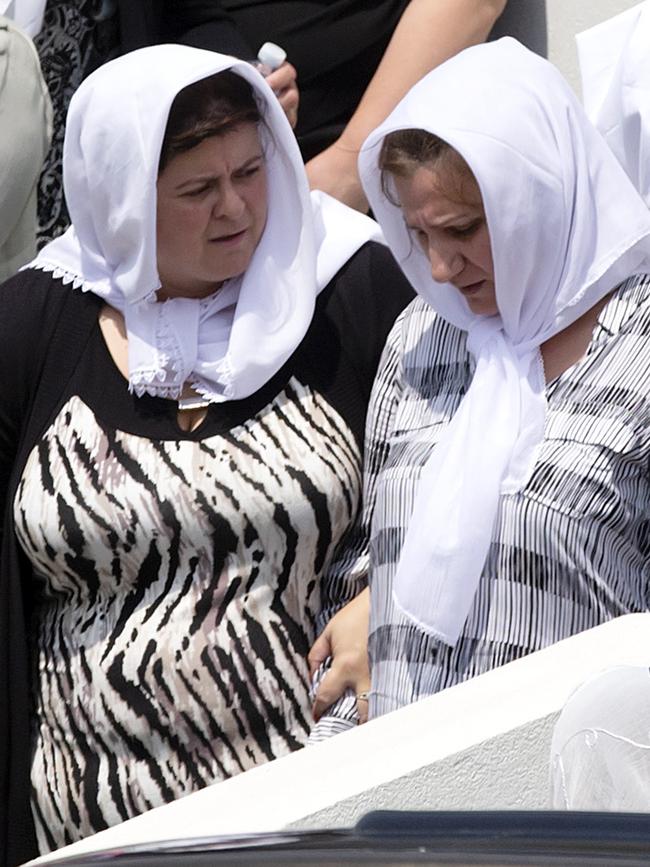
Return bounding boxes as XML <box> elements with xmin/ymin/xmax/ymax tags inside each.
<box><xmin>302</xmin><ymin>0</ymin><xmax>517</xmax><ymax>210</ymax></box>
<box><xmin>577</xmin><ymin>0</ymin><xmax>650</xmax><ymax>206</ymax></box>
<box><xmin>551</xmin><ymin>667</ymin><xmax>650</xmax><ymax>811</ymax></box>
<box><xmin>34</xmin><ymin>0</ymin><xmax>110</xmax><ymax>244</ymax></box>
<box><xmin>0</xmin><ymin>8</ymin><xmax>51</xmax><ymax>280</ymax></box>
<box><xmin>0</xmin><ymin>0</ymin><xmax>45</xmax><ymax>35</ymax></box>
<box><xmin>546</xmin><ymin>1</ymin><xmax>650</xmax><ymax>813</ymax></box>
<box><xmin>100</xmin><ymin>1</ymin><xmax>512</xmax><ymax>211</ymax></box>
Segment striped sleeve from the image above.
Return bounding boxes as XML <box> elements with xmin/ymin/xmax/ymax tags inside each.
<box><xmin>317</xmin><ymin>311</ymin><xmax>406</xmax><ymax>629</ymax></box>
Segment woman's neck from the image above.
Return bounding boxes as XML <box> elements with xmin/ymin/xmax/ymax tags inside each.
<box><xmin>156</xmin><ymin>281</ymin><xmax>224</xmax><ymax>302</ymax></box>
<box><xmin>540</xmin><ymin>292</ymin><xmax>612</xmax><ymax>383</ymax></box>
<box><xmin>98</xmin><ymin>304</ymin><xmax>209</xmax><ymax>433</ymax></box>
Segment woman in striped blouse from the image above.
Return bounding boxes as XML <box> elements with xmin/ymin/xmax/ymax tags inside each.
<box><xmin>314</xmin><ymin>37</ymin><xmax>650</xmax><ymax>721</ymax></box>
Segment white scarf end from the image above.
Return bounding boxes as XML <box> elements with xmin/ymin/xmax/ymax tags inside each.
<box><xmin>392</xmin><ymin>589</ymin><xmax>461</xmax><ymax>647</ymax></box>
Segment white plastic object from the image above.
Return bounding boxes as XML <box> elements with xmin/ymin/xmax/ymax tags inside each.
<box><xmin>253</xmin><ymin>41</ymin><xmax>287</xmax><ymax>75</ymax></box>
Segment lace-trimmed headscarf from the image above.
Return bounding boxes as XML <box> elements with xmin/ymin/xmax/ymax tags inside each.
<box><xmin>359</xmin><ymin>37</ymin><xmax>650</xmax><ymax>645</ymax></box>
<box><xmin>29</xmin><ymin>45</ymin><xmax>382</xmax><ymax>402</ymax></box>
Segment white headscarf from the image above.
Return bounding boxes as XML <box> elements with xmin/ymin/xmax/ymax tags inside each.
<box><xmin>0</xmin><ymin>0</ymin><xmax>45</xmax><ymax>36</ymax></box>
<box><xmin>359</xmin><ymin>37</ymin><xmax>650</xmax><ymax>646</ymax></box>
<box><xmin>577</xmin><ymin>1</ymin><xmax>650</xmax><ymax>207</ymax></box>
<box><xmin>29</xmin><ymin>45</ymin><xmax>382</xmax><ymax>402</ymax></box>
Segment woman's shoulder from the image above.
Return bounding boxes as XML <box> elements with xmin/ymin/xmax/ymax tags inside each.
<box><xmin>0</xmin><ymin>267</ymin><xmax>97</xmax><ymax>320</ymax></box>
<box><xmin>312</xmin><ymin>240</ymin><xmax>414</xmax><ymax>375</ymax></box>
<box><xmin>389</xmin><ymin>294</ymin><xmax>468</xmax><ymax>364</ymax></box>
<box><xmin>317</xmin><ymin>240</ymin><xmax>414</xmax><ymax>326</ymax></box>
<box><xmin>612</xmin><ymin>272</ymin><xmax>650</xmax><ymax>332</ymax></box>
<box><xmin>0</xmin><ymin>268</ymin><xmax>101</xmax><ymax>369</ymax></box>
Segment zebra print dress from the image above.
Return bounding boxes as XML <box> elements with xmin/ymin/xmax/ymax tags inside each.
<box><xmin>326</xmin><ymin>273</ymin><xmax>650</xmax><ymax>719</ymax></box>
<box><xmin>0</xmin><ymin>248</ymin><xmax>413</xmax><ymax>863</ymax></box>
<box><xmin>4</xmin><ymin>244</ymin><xmax>414</xmax><ymax>854</ymax></box>
<box><xmin>16</xmin><ymin>376</ymin><xmax>360</xmax><ymax>851</ymax></box>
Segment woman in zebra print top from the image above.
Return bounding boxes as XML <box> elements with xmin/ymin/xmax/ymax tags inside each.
<box><xmin>315</xmin><ymin>38</ymin><xmax>650</xmax><ymax>720</ymax></box>
<box><xmin>0</xmin><ymin>45</ymin><xmax>412</xmax><ymax>864</ymax></box>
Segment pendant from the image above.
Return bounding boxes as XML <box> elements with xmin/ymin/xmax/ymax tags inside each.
<box><xmin>177</xmin><ymin>395</ymin><xmax>211</xmax><ymax>412</ymax></box>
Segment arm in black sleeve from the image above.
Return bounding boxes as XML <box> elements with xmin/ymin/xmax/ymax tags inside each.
<box><xmin>164</xmin><ymin>0</ymin><xmax>255</xmax><ymax>58</ymax></box>
<box><xmin>301</xmin><ymin>240</ymin><xmax>414</xmax><ymax>455</ymax></box>
<box><xmin>0</xmin><ymin>273</ymin><xmax>40</xmax><ymax>545</ymax></box>
<box><xmin>0</xmin><ymin>270</ymin><xmax>48</xmax><ymax>867</ymax></box>
<box><xmin>0</xmin><ymin>271</ymin><xmax>100</xmax><ymax>866</ymax></box>
<box><xmin>0</xmin><ymin>270</ymin><xmax>97</xmax><ymax>534</ymax></box>
<box><xmin>325</xmin><ymin>240</ymin><xmax>415</xmax><ymax>407</ymax></box>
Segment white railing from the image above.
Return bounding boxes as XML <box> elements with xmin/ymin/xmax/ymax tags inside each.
<box><xmin>31</xmin><ymin>612</ymin><xmax>650</xmax><ymax>865</ymax></box>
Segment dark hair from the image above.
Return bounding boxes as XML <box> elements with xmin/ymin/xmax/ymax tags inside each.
<box><xmin>378</xmin><ymin>128</ymin><xmax>479</xmax><ymax>206</ymax></box>
<box><xmin>159</xmin><ymin>71</ymin><xmax>263</xmax><ymax>172</ymax></box>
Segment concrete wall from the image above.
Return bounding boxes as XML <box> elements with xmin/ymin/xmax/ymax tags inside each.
<box><xmin>490</xmin><ymin>1</ymin><xmax>642</xmax><ymax>94</ymax></box>
<box><xmin>32</xmin><ymin>614</ymin><xmax>650</xmax><ymax>865</ymax></box>
<box><xmin>547</xmin><ymin>0</ymin><xmax>640</xmax><ymax>93</ymax></box>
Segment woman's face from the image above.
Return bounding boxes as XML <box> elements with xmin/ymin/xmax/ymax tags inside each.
<box><xmin>392</xmin><ymin>162</ymin><xmax>496</xmax><ymax>316</ymax></box>
<box><xmin>156</xmin><ymin>122</ymin><xmax>268</xmax><ymax>300</ymax></box>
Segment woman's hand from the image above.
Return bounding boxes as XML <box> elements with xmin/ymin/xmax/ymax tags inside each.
<box><xmin>266</xmin><ymin>62</ymin><xmax>299</xmax><ymax>129</ymax></box>
<box><xmin>305</xmin><ymin>142</ymin><xmax>370</xmax><ymax>213</ymax></box>
<box><xmin>309</xmin><ymin>587</ymin><xmax>371</xmax><ymax>723</ymax></box>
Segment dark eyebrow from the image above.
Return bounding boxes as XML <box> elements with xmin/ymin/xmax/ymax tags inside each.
<box><xmin>406</xmin><ymin>214</ymin><xmax>482</xmax><ymax>233</ymax></box>
<box><xmin>174</xmin><ymin>152</ymin><xmax>264</xmax><ymax>192</ymax></box>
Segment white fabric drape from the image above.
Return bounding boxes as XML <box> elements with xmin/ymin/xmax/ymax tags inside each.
<box><xmin>551</xmin><ymin>667</ymin><xmax>650</xmax><ymax>811</ymax></box>
<box><xmin>29</xmin><ymin>45</ymin><xmax>383</xmax><ymax>402</ymax></box>
<box><xmin>359</xmin><ymin>37</ymin><xmax>650</xmax><ymax>645</ymax></box>
<box><xmin>0</xmin><ymin>0</ymin><xmax>45</xmax><ymax>36</ymax></box>
<box><xmin>0</xmin><ymin>15</ymin><xmax>51</xmax><ymax>281</ymax></box>
<box><xmin>577</xmin><ymin>1</ymin><xmax>650</xmax><ymax>207</ymax></box>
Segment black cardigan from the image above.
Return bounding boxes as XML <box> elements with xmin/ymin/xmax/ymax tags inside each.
<box><xmin>0</xmin><ymin>273</ymin><xmax>103</xmax><ymax>865</ymax></box>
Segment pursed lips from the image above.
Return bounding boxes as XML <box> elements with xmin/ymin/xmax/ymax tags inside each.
<box><xmin>456</xmin><ymin>279</ymin><xmax>486</xmax><ymax>294</ymax></box>
<box><xmin>209</xmin><ymin>227</ymin><xmax>249</xmax><ymax>243</ymax></box>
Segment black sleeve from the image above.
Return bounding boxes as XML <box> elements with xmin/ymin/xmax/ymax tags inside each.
<box><xmin>163</xmin><ymin>0</ymin><xmax>255</xmax><ymax>58</ymax></box>
<box><xmin>301</xmin><ymin>241</ymin><xmax>414</xmax><ymax>451</ymax></box>
<box><xmin>0</xmin><ymin>272</ymin><xmax>44</xmax><ymax>542</ymax></box>
<box><xmin>0</xmin><ymin>270</ymin><xmax>56</xmax><ymax>867</ymax></box>
<box><xmin>0</xmin><ymin>270</ymin><xmax>101</xmax><ymax>539</ymax></box>
<box><xmin>0</xmin><ymin>270</ymin><xmax>101</xmax><ymax>867</ymax></box>
<box><xmin>322</xmin><ymin>241</ymin><xmax>414</xmax><ymax>405</ymax></box>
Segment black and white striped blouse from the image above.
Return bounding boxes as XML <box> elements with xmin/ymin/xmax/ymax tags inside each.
<box><xmin>322</xmin><ymin>272</ymin><xmax>650</xmax><ymax>720</ymax></box>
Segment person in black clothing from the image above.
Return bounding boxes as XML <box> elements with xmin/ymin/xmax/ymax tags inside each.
<box><xmin>110</xmin><ymin>0</ymin><xmax>509</xmax><ymax>209</ymax></box>
<box><xmin>0</xmin><ymin>45</ymin><xmax>412</xmax><ymax>864</ymax></box>
<box><xmin>32</xmin><ymin>0</ymin><xmax>517</xmax><ymax>245</ymax></box>
<box><xmin>112</xmin><ymin>0</ymin><xmax>413</xmax><ymax>160</ymax></box>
